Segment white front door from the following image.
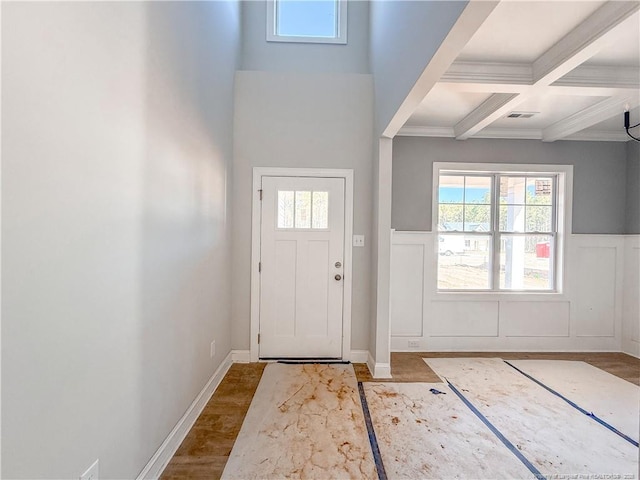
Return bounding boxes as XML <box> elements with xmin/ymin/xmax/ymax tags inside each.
<box><xmin>259</xmin><ymin>176</ymin><xmax>345</xmax><ymax>358</ymax></box>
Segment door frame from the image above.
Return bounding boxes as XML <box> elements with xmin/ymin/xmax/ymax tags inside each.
<box><xmin>250</xmin><ymin>167</ymin><xmax>354</xmax><ymax>362</ymax></box>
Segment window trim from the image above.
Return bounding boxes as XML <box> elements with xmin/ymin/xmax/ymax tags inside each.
<box><xmin>266</xmin><ymin>0</ymin><xmax>348</xmax><ymax>44</ymax></box>
<box><xmin>432</xmin><ymin>162</ymin><xmax>573</xmax><ymax>294</ymax></box>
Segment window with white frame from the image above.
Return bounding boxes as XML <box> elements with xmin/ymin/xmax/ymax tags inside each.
<box><xmin>434</xmin><ymin>164</ymin><xmax>571</xmax><ymax>292</ymax></box>
<box><xmin>266</xmin><ymin>0</ymin><xmax>347</xmax><ymax>44</ymax></box>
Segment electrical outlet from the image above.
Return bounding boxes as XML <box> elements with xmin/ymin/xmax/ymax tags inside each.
<box><xmin>408</xmin><ymin>340</ymin><xmax>420</xmax><ymax>349</ymax></box>
<box><xmin>80</xmin><ymin>459</ymin><xmax>99</xmax><ymax>480</ymax></box>
<box><xmin>210</xmin><ymin>340</ymin><xmax>216</xmax><ymax>358</ymax></box>
<box><xmin>353</xmin><ymin>235</ymin><xmax>365</xmax><ymax>247</ymax></box>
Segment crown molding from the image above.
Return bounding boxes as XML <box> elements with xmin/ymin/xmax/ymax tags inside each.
<box><xmin>564</xmin><ymin>130</ymin><xmax>630</xmax><ymax>142</ymax></box>
<box><xmin>554</xmin><ymin>65</ymin><xmax>640</xmax><ymax>90</ymax></box>
<box><xmin>397</xmin><ymin>125</ymin><xmax>629</xmax><ymax>142</ymax></box>
<box><xmin>474</xmin><ymin>128</ymin><xmax>542</xmax><ymax>140</ymax></box>
<box><xmin>397</xmin><ymin>126</ymin><xmax>455</xmax><ymax>137</ymax></box>
<box><xmin>440</xmin><ymin>62</ymin><xmax>639</xmax><ymax>94</ymax></box>
<box><xmin>543</xmin><ymin>95</ymin><xmax>638</xmax><ymax>142</ymax></box>
<box><xmin>442</xmin><ymin>61</ymin><xmax>532</xmax><ymax>85</ymax></box>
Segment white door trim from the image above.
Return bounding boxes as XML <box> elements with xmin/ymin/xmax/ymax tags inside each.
<box><xmin>250</xmin><ymin>167</ymin><xmax>354</xmax><ymax>362</ymax></box>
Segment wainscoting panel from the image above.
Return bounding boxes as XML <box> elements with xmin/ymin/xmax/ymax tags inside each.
<box><xmin>622</xmin><ymin>237</ymin><xmax>640</xmax><ymax>357</ymax></box>
<box><xmin>430</xmin><ymin>301</ymin><xmax>499</xmax><ymax>337</ymax></box>
<box><xmin>390</xmin><ymin>244</ymin><xmax>425</xmax><ymax>337</ymax></box>
<box><xmin>502</xmin><ymin>301</ymin><xmax>570</xmax><ymax>337</ymax></box>
<box><xmin>390</xmin><ymin>232</ymin><xmax>627</xmax><ymax>352</ymax></box>
<box><xmin>574</xmin><ymin>246</ymin><xmax>617</xmax><ymax>337</ymax></box>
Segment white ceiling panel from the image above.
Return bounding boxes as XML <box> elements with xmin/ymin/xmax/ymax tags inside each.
<box><xmin>400</xmin><ymin>1</ymin><xmax>639</xmax><ymax>142</ymax></box>
<box><xmin>457</xmin><ymin>1</ymin><xmax>606</xmax><ymax>64</ymax></box>
<box><xmin>406</xmin><ymin>87</ymin><xmax>492</xmax><ymax>127</ymax></box>
<box><xmin>585</xmin><ymin>11</ymin><xmax>640</xmax><ymax>67</ymax></box>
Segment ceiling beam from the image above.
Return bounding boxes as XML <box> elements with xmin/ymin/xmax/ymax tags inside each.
<box><xmin>542</xmin><ymin>95</ymin><xmax>639</xmax><ymax>142</ymax></box>
<box><xmin>452</xmin><ymin>2</ymin><xmax>640</xmax><ymax>140</ymax></box>
<box><xmin>532</xmin><ymin>1</ymin><xmax>640</xmax><ymax>84</ymax></box>
<box><xmin>381</xmin><ymin>1</ymin><xmax>499</xmax><ymax>138</ymax></box>
<box><xmin>454</xmin><ymin>93</ymin><xmax>521</xmax><ymax>139</ymax></box>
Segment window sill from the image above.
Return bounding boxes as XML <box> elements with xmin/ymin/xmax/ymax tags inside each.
<box><xmin>433</xmin><ymin>290</ymin><xmax>569</xmax><ymax>302</ymax></box>
<box><xmin>266</xmin><ymin>34</ymin><xmax>347</xmax><ymax>45</ymax></box>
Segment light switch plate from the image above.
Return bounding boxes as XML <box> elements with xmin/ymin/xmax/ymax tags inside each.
<box><xmin>353</xmin><ymin>235</ymin><xmax>365</xmax><ymax>247</ymax></box>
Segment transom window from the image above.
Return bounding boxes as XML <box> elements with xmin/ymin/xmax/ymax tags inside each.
<box><xmin>278</xmin><ymin>190</ymin><xmax>329</xmax><ymax>229</ymax></box>
<box><xmin>266</xmin><ymin>0</ymin><xmax>347</xmax><ymax>44</ymax></box>
<box><xmin>434</xmin><ymin>164</ymin><xmax>571</xmax><ymax>292</ymax></box>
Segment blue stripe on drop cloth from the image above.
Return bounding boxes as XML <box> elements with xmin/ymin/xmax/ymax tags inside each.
<box><xmin>504</xmin><ymin>360</ymin><xmax>639</xmax><ymax>448</ymax></box>
<box><xmin>357</xmin><ymin>382</ymin><xmax>388</xmax><ymax>480</ymax></box>
<box><xmin>446</xmin><ymin>379</ymin><xmax>547</xmax><ymax>480</ymax></box>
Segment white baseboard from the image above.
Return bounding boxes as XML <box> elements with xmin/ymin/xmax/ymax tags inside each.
<box><xmin>367</xmin><ymin>352</ymin><xmax>392</xmax><ymax>379</ymax></box>
<box><xmin>372</xmin><ymin>363</ymin><xmax>392</xmax><ymax>378</ymax></box>
<box><xmin>231</xmin><ymin>349</ymin><xmax>251</xmax><ymax>363</ymax></box>
<box><xmin>136</xmin><ymin>352</ymin><xmax>234</xmax><ymax>479</ymax></box>
<box><xmin>350</xmin><ymin>350</ymin><xmax>369</xmax><ymax>363</ymax></box>
<box><xmin>367</xmin><ymin>352</ymin><xmax>375</xmax><ymax>377</ymax></box>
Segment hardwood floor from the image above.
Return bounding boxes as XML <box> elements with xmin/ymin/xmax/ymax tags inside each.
<box><xmin>160</xmin><ymin>363</ymin><xmax>266</xmax><ymax>479</ymax></box>
<box><xmin>160</xmin><ymin>353</ymin><xmax>639</xmax><ymax>479</ymax></box>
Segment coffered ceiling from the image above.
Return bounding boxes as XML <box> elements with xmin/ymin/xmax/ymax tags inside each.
<box><xmin>399</xmin><ymin>1</ymin><xmax>640</xmax><ymax>142</ymax></box>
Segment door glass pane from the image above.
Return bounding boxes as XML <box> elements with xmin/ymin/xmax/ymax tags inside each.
<box><xmin>437</xmin><ymin>234</ymin><xmax>491</xmax><ymax>290</ymax></box>
<box><xmin>294</xmin><ymin>191</ymin><xmax>311</xmax><ymax>228</ymax></box>
<box><xmin>499</xmin><ymin>234</ymin><xmax>553</xmax><ymax>290</ymax></box>
<box><xmin>312</xmin><ymin>191</ymin><xmax>328</xmax><ymax>229</ymax></box>
<box><xmin>277</xmin><ymin>191</ymin><xmax>294</xmax><ymax>228</ymax></box>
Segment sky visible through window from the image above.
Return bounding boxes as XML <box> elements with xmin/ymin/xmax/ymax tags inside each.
<box><xmin>277</xmin><ymin>0</ymin><xmax>338</xmax><ymax>38</ymax></box>
<box><xmin>439</xmin><ymin>185</ymin><xmax>539</xmax><ymax>203</ymax></box>
<box><xmin>439</xmin><ymin>187</ymin><xmax>487</xmax><ymax>203</ymax></box>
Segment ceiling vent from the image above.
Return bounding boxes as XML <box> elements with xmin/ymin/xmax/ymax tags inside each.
<box><xmin>507</xmin><ymin>111</ymin><xmax>539</xmax><ymax>119</ymax></box>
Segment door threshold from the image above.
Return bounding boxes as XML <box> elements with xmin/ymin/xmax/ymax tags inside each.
<box><xmin>261</xmin><ymin>358</ymin><xmax>349</xmax><ymax>365</ymax></box>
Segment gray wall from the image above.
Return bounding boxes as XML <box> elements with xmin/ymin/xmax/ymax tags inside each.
<box><xmin>241</xmin><ymin>0</ymin><xmax>370</xmax><ymax>74</ymax></box>
<box><xmin>2</xmin><ymin>2</ymin><xmax>239</xmax><ymax>477</ymax></box>
<box><xmin>392</xmin><ymin>137</ymin><xmax>628</xmax><ymax>234</ymax></box>
<box><xmin>626</xmin><ymin>141</ymin><xmax>640</xmax><ymax>234</ymax></box>
<box><xmin>231</xmin><ymin>71</ymin><xmax>374</xmax><ymax>352</ymax></box>
<box><xmin>369</xmin><ymin>1</ymin><xmax>468</xmax><ymax>136</ymax></box>
<box><xmin>232</xmin><ymin>0</ymin><xmax>374</xmax><ymax>353</ymax></box>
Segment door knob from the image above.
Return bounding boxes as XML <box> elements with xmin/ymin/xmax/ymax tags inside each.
<box><xmin>335</xmin><ymin>261</ymin><xmax>342</xmax><ymax>268</ymax></box>
<box><xmin>335</xmin><ymin>274</ymin><xmax>342</xmax><ymax>281</ymax></box>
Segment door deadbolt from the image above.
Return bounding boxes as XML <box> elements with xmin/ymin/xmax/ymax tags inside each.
<box><xmin>335</xmin><ymin>261</ymin><xmax>342</xmax><ymax>268</ymax></box>
<box><xmin>335</xmin><ymin>274</ymin><xmax>342</xmax><ymax>281</ymax></box>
